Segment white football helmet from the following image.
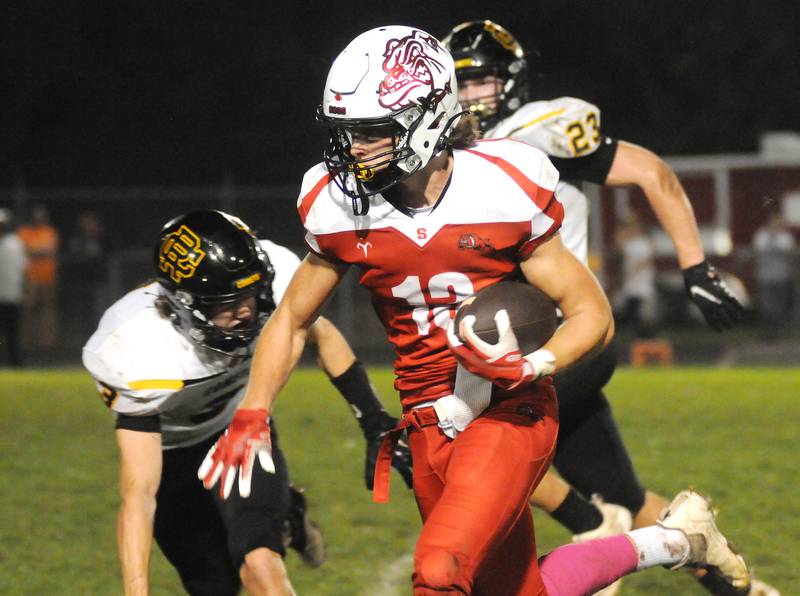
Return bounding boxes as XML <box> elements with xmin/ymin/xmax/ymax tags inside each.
<box><xmin>317</xmin><ymin>26</ymin><xmax>463</xmax><ymax>214</ymax></box>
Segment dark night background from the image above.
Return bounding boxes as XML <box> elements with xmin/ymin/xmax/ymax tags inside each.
<box><xmin>4</xmin><ymin>1</ymin><xmax>799</xmax><ymax>188</ymax></box>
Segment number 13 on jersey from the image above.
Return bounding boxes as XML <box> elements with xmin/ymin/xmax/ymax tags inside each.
<box><xmin>391</xmin><ymin>273</ymin><xmax>475</xmax><ymax>336</ymax></box>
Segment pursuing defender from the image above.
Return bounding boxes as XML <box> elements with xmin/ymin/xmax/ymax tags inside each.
<box><xmin>200</xmin><ymin>27</ymin><xmax>749</xmax><ymax>595</ymax></box>
<box><xmin>83</xmin><ymin>210</ymin><xmax>411</xmax><ymax>595</ymax></box>
<box><xmin>444</xmin><ymin>19</ymin><xmax>775</xmax><ymax>596</ymax></box>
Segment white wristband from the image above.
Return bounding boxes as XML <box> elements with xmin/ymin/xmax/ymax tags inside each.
<box><xmin>523</xmin><ymin>349</ymin><xmax>556</xmax><ymax>378</ymax></box>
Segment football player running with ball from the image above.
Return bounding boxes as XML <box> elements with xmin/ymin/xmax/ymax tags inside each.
<box><xmin>201</xmin><ymin>27</ymin><xmax>750</xmax><ymax>595</ymax></box>
<box><xmin>83</xmin><ymin>210</ymin><xmax>411</xmax><ymax>596</ymax></box>
<box><xmin>444</xmin><ymin>20</ymin><xmax>776</xmax><ymax>596</ymax></box>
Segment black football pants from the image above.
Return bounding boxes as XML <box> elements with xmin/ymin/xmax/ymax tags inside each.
<box><xmin>154</xmin><ymin>420</ymin><xmax>290</xmax><ymax>596</ymax></box>
<box><xmin>551</xmin><ymin>339</ymin><xmax>647</xmax><ymax>515</ymax></box>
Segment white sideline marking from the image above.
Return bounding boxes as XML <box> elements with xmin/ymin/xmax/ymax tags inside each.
<box><xmin>364</xmin><ymin>549</ymin><xmax>413</xmax><ymax>596</ymax></box>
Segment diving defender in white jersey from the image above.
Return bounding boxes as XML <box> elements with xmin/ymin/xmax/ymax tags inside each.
<box><xmin>83</xmin><ymin>210</ymin><xmax>411</xmax><ymax>595</ymax></box>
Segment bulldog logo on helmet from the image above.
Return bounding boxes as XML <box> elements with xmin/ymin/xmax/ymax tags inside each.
<box><xmin>379</xmin><ymin>30</ymin><xmax>446</xmax><ymax>111</ymax></box>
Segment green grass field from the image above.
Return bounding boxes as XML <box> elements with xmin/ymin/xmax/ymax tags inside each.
<box><xmin>1</xmin><ymin>367</ymin><xmax>797</xmax><ymax>595</ymax></box>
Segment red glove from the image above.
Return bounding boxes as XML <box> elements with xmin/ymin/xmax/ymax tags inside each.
<box><xmin>447</xmin><ymin>309</ymin><xmax>556</xmax><ymax>390</ymax></box>
<box><xmin>198</xmin><ymin>408</ymin><xmax>274</xmax><ymax>499</ymax></box>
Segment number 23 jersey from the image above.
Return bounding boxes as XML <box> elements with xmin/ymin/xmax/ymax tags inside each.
<box><xmin>298</xmin><ymin>138</ymin><xmax>563</xmax><ymax>408</ymax></box>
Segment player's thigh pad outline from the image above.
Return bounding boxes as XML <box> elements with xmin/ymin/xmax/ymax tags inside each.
<box><xmin>410</xmin><ymin>387</ymin><xmax>558</xmax><ymax>595</ymax></box>
<box><xmin>213</xmin><ymin>419</ymin><xmax>292</xmax><ymax>568</ymax></box>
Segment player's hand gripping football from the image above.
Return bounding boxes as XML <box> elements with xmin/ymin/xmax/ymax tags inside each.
<box><xmin>682</xmin><ymin>261</ymin><xmax>744</xmax><ymax>332</ymax></box>
<box><xmin>198</xmin><ymin>408</ymin><xmax>275</xmax><ymax>499</ymax></box>
<box><xmin>364</xmin><ymin>413</ymin><xmax>413</xmax><ymax>491</ymax></box>
<box><xmin>447</xmin><ymin>309</ymin><xmax>556</xmax><ymax>390</ymax></box>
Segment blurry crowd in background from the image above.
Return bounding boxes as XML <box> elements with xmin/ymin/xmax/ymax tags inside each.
<box><xmin>1</xmin><ymin>165</ymin><xmax>799</xmax><ymax>369</ymax></box>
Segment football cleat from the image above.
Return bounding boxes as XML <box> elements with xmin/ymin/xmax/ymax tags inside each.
<box><xmin>572</xmin><ymin>495</ymin><xmax>633</xmax><ymax>596</ymax></box>
<box><xmin>284</xmin><ymin>485</ymin><xmax>326</xmax><ymax>568</ymax></box>
<box><xmin>657</xmin><ymin>490</ymin><xmax>750</xmax><ymax>591</ymax></box>
<box><xmin>748</xmin><ymin>577</ymin><xmax>780</xmax><ymax>596</ymax></box>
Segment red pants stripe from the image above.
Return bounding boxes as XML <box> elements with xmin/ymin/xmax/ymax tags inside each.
<box><xmin>409</xmin><ymin>383</ymin><xmax>559</xmax><ymax>595</ymax></box>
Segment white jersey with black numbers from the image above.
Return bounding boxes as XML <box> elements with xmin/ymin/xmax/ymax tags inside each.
<box><xmin>484</xmin><ymin>97</ymin><xmax>602</xmax><ymax>265</ymax></box>
<box><xmin>82</xmin><ymin>240</ymin><xmax>301</xmax><ymax>449</ymax></box>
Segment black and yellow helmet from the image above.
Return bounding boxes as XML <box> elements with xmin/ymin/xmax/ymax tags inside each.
<box><xmin>442</xmin><ymin>20</ymin><xmax>529</xmax><ymax>131</ymax></box>
<box><xmin>154</xmin><ymin>210</ymin><xmax>275</xmax><ymax>353</ymax></box>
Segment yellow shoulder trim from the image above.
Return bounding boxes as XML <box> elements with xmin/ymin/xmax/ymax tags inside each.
<box><xmin>507</xmin><ymin>108</ymin><xmax>566</xmax><ymax>137</ymax></box>
<box><xmin>128</xmin><ymin>379</ymin><xmax>185</xmax><ymax>391</ymax></box>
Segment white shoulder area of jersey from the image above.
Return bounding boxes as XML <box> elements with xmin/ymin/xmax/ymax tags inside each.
<box><xmin>296</xmin><ymin>161</ymin><xmax>402</xmax><ymax>237</ymax></box>
<box><xmin>467</xmin><ymin>137</ymin><xmax>560</xmax><ymax>192</ymax></box>
<box><xmin>258</xmin><ymin>239</ymin><xmax>301</xmax><ymax>303</ymax></box>
<box><xmin>489</xmin><ymin>97</ymin><xmax>602</xmax><ymax>158</ymax></box>
<box><xmin>82</xmin><ymin>282</ymin><xmax>201</xmax><ymax>398</ymax></box>
<box><xmin>297</xmin><ymin>162</ymin><xmax>349</xmax><ymax>234</ymax></box>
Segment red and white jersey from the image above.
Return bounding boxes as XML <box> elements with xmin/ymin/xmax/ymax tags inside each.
<box><xmin>298</xmin><ymin>138</ymin><xmax>563</xmax><ymax>409</ymax></box>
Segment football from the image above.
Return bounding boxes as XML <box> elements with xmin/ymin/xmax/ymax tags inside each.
<box><xmin>454</xmin><ymin>281</ymin><xmax>558</xmax><ymax>354</ymax></box>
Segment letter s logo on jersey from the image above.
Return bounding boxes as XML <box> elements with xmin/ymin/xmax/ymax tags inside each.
<box><xmin>158</xmin><ymin>225</ymin><xmax>206</xmax><ymax>283</ymax></box>
<box><xmin>379</xmin><ymin>30</ymin><xmax>445</xmax><ymax>110</ymax></box>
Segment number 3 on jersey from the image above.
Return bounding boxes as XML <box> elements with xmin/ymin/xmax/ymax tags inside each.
<box><xmin>391</xmin><ymin>273</ymin><xmax>474</xmax><ymax>336</ymax></box>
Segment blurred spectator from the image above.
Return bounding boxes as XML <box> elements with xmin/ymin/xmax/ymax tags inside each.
<box><xmin>67</xmin><ymin>211</ymin><xmax>107</xmax><ymax>320</ymax></box>
<box><xmin>752</xmin><ymin>212</ymin><xmax>796</xmax><ymax>333</ymax></box>
<box><xmin>614</xmin><ymin>213</ymin><xmax>657</xmax><ymax>338</ymax></box>
<box><xmin>0</xmin><ymin>209</ymin><xmax>27</xmax><ymax>366</ymax></box>
<box><xmin>18</xmin><ymin>205</ymin><xmax>60</xmax><ymax>352</ymax></box>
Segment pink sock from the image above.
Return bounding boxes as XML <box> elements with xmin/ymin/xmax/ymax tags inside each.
<box><xmin>539</xmin><ymin>535</ymin><xmax>638</xmax><ymax>596</ymax></box>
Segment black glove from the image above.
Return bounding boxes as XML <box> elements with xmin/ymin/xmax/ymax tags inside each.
<box><xmin>364</xmin><ymin>412</ymin><xmax>413</xmax><ymax>491</ymax></box>
<box><xmin>682</xmin><ymin>261</ymin><xmax>744</xmax><ymax>332</ymax></box>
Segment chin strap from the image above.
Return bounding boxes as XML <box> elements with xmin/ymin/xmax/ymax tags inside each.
<box><xmin>352</xmin><ymin>180</ymin><xmax>370</xmax><ymax>216</ymax></box>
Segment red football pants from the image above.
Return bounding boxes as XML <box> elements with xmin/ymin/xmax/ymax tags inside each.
<box><xmin>409</xmin><ymin>384</ymin><xmax>559</xmax><ymax>595</ymax></box>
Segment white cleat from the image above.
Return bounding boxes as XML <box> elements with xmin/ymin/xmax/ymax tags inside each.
<box><xmin>657</xmin><ymin>490</ymin><xmax>750</xmax><ymax>591</ymax></box>
<box><xmin>748</xmin><ymin>577</ymin><xmax>780</xmax><ymax>596</ymax></box>
<box><xmin>572</xmin><ymin>495</ymin><xmax>633</xmax><ymax>596</ymax></box>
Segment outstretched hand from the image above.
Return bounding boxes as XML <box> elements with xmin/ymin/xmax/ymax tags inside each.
<box><xmin>198</xmin><ymin>408</ymin><xmax>274</xmax><ymax>499</ymax></box>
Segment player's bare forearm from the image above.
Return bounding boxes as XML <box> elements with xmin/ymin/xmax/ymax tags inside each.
<box><xmin>607</xmin><ymin>141</ymin><xmax>704</xmax><ymax>268</ymax></box>
<box><xmin>521</xmin><ymin>234</ymin><xmax>612</xmax><ymax>372</ymax></box>
<box><xmin>116</xmin><ymin>430</ymin><xmax>162</xmax><ymax>596</ymax></box>
<box><xmin>240</xmin><ymin>253</ymin><xmax>347</xmax><ymax>410</ymax></box>
<box><xmin>308</xmin><ymin>316</ymin><xmax>357</xmax><ymax>378</ymax></box>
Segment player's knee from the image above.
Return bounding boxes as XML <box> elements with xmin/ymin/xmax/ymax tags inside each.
<box><xmin>413</xmin><ymin>548</ymin><xmax>469</xmax><ymax>595</ymax></box>
<box><xmin>240</xmin><ymin>547</ymin><xmax>292</xmax><ymax>595</ymax></box>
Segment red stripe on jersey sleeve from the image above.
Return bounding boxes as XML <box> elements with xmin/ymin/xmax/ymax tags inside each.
<box><xmin>464</xmin><ymin>147</ymin><xmax>563</xmax><ymax>224</ymax></box>
<box><xmin>518</xmin><ymin>219</ymin><xmax>561</xmax><ymax>258</ymax></box>
<box><xmin>298</xmin><ymin>172</ymin><xmax>333</xmax><ymax>225</ymax></box>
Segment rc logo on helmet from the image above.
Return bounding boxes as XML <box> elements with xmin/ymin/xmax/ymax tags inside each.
<box><xmin>158</xmin><ymin>225</ymin><xmax>206</xmax><ymax>283</ymax></box>
<box><xmin>379</xmin><ymin>30</ymin><xmax>446</xmax><ymax>110</ymax></box>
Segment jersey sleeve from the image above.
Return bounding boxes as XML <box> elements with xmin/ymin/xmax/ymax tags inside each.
<box><xmin>550</xmin><ymin>136</ymin><xmax>619</xmax><ymax>184</ymax></box>
<box><xmin>467</xmin><ymin>139</ymin><xmax>564</xmax><ymax>259</ymax></box>
<box><xmin>509</xmin><ymin>97</ymin><xmax>603</xmax><ymax>159</ymax></box>
<box><xmin>259</xmin><ymin>240</ymin><xmax>302</xmax><ymax>303</ymax></box>
<box><xmin>519</xmin><ymin>151</ymin><xmax>564</xmax><ymax>258</ymax></box>
<box><xmin>296</xmin><ymin>164</ymin><xmax>344</xmax><ymax>263</ymax></box>
<box><xmin>82</xmin><ymin>328</ymin><xmax>184</xmax><ymax>417</ymax></box>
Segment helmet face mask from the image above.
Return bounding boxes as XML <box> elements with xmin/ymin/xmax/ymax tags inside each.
<box><xmin>317</xmin><ymin>26</ymin><xmax>463</xmax><ymax>214</ymax></box>
<box><xmin>443</xmin><ymin>20</ymin><xmax>529</xmax><ymax>132</ymax></box>
<box><xmin>154</xmin><ymin>210</ymin><xmax>275</xmax><ymax>355</ymax></box>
